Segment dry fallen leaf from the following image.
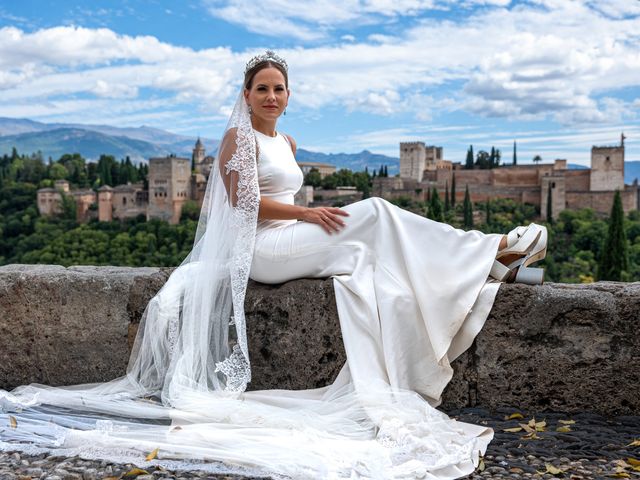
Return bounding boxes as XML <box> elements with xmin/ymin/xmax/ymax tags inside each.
<box><xmin>610</xmin><ymin>473</ymin><xmax>630</xmax><ymax>478</ymax></box>
<box><xmin>627</xmin><ymin>439</ymin><xmax>640</xmax><ymax>447</ymax></box>
<box><xmin>535</xmin><ymin>420</ymin><xmax>547</xmax><ymax>432</ymax></box>
<box><xmin>503</xmin><ymin>427</ymin><xmax>523</xmax><ymax>433</ymax></box>
<box><xmin>559</xmin><ymin>419</ymin><xmax>576</xmax><ymax>425</ymax></box>
<box><xmin>521</xmin><ymin>431</ymin><xmax>541</xmax><ymax>440</ymax></box>
<box><xmin>123</xmin><ymin>468</ymin><xmax>149</xmax><ymax>477</ymax></box>
<box><xmin>627</xmin><ymin>458</ymin><xmax>640</xmax><ymax>467</ymax></box>
<box><xmin>9</xmin><ymin>416</ymin><xmax>17</xmax><ymax>429</ymax></box>
<box><xmin>505</xmin><ymin>412</ymin><xmax>524</xmax><ymax>420</ymax></box>
<box><xmin>557</xmin><ymin>426</ymin><xmax>572</xmax><ymax>433</ymax></box>
<box><xmin>145</xmin><ymin>448</ymin><xmax>159</xmax><ymax>461</ymax></box>
<box><xmin>477</xmin><ymin>458</ymin><xmax>485</xmax><ymax>472</ymax></box>
<box><xmin>537</xmin><ymin>463</ymin><xmax>566</xmax><ymax>476</ymax></box>
<box><xmin>519</xmin><ymin>423</ymin><xmax>535</xmax><ymax>434</ymax></box>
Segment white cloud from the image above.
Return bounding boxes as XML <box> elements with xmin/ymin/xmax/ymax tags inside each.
<box><xmin>0</xmin><ymin>0</ymin><xmax>639</xmax><ymax>131</ymax></box>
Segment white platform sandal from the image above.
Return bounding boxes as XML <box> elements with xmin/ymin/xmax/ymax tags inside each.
<box><xmin>489</xmin><ymin>223</ymin><xmax>548</xmax><ymax>285</ymax></box>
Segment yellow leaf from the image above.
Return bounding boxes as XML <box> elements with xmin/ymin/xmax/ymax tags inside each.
<box><xmin>503</xmin><ymin>427</ymin><xmax>523</xmax><ymax>433</ymax></box>
<box><xmin>123</xmin><ymin>468</ymin><xmax>149</xmax><ymax>477</ymax></box>
<box><xmin>627</xmin><ymin>439</ymin><xmax>640</xmax><ymax>447</ymax></box>
<box><xmin>519</xmin><ymin>423</ymin><xmax>535</xmax><ymax>434</ymax></box>
<box><xmin>477</xmin><ymin>458</ymin><xmax>485</xmax><ymax>472</ymax></box>
<box><xmin>545</xmin><ymin>463</ymin><xmax>565</xmax><ymax>475</ymax></box>
<box><xmin>556</xmin><ymin>426</ymin><xmax>572</xmax><ymax>433</ymax></box>
<box><xmin>610</xmin><ymin>473</ymin><xmax>630</xmax><ymax>478</ymax></box>
<box><xmin>505</xmin><ymin>412</ymin><xmax>524</xmax><ymax>420</ymax></box>
<box><xmin>521</xmin><ymin>432</ymin><xmax>541</xmax><ymax>440</ymax></box>
<box><xmin>613</xmin><ymin>461</ymin><xmax>630</xmax><ymax>468</ymax></box>
<box><xmin>633</xmin><ymin>466</ymin><xmax>640</xmax><ymax>472</ymax></box>
<box><xmin>145</xmin><ymin>448</ymin><xmax>159</xmax><ymax>461</ymax></box>
<box><xmin>627</xmin><ymin>458</ymin><xmax>640</xmax><ymax>467</ymax></box>
<box><xmin>535</xmin><ymin>420</ymin><xmax>547</xmax><ymax>432</ymax></box>
<box><xmin>559</xmin><ymin>419</ymin><xmax>576</xmax><ymax>425</ymax></box>
<box><xmin>9</xmin><ymin>415</ymin><xmax>17</xmax><ymax>429</ymax></box>
<box><xmin>528</xmin><ymin>417</ymin><xmax>537</xmax><ymax>428</ymax></box>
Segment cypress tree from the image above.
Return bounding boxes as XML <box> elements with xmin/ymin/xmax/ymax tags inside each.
<box><xmin>513</xmin><ymin>141</ymin><xmax>517</xmax><ymax>165</ymax></box>
<box><xmin>546</xmin><ymin>185</ymin><xmax>553</xmax><ymax>223</ymax></box>
<box><xmin>465</xmin><ymin>146</ymin><xmax>474</xmax><ymax>169</ymax></box>
<box><xmin>444</xmin><ymin>181</ymin><xmax>450</xmax><ymax>212</ymax></box>
<box><xmin>598</xmin><ymin>190</ymin><xmax>629</xmax><ymax>281</ymax></box>
<box><xmin>463</xmin><ymin>185</ymin><xmax>473</xmax><ymax>228</ymax></box>
<box><xmin>429</xmin><ymin>187</ymin><xmax>444</xmax><ymax>222</ymax></box>
<box><xmin>451</xmin><ymin>173</ymin><xmax>456</xmax><ymax>206</ymax></box>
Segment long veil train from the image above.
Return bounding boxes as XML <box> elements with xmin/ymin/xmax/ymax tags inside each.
<box><xmin>0</xmin><ymin>87</ymin><xmax>493</xmax><ymax>479</ymax></box>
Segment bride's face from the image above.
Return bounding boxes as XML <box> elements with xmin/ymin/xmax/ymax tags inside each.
<box><xmin>244</xmin><ymin>67</ymin><xmax>290</xmax><ymax>122</ymax></box>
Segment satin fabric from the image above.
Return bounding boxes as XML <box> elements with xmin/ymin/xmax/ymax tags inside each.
<box><xmin>244</xmin><ymin>131</ymin><xmax>504</xmax><ymax>478</ymax></box>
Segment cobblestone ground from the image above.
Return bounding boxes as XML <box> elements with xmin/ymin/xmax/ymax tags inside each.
<box><xmin>1</xmin><ymin>407</ymin><xmax>639</xmax><ymax>479</ymax></box>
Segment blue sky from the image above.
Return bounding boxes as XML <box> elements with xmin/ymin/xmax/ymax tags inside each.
<box><xmin>0</xmin><ymin>0</ymin><xmax>639</xmax><ymax>166</ymax></box>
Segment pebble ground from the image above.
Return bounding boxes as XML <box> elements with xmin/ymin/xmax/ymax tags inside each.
<box><xmin>1</xmin><ymin>407</ymin><xmax>639</xmax><ymax>479</ymax></box>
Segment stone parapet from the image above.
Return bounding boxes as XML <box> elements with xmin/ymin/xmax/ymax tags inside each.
<box><xmin>0</xmin><ymin>264</ymin><xmax>638</xmax><ymax>415</ymax></box>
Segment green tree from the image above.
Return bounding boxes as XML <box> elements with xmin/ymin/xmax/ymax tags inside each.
<box><xmin>475</xmin><ymin>150</ymin><xmax>490</xmax><ymax>169</ymax></box>
<box><xmin>463</xmin><ymin>185</ymin><xmax>473</xmax><ymax>228</ymax></box>
<box><xmin>49</xmin><ymin>163</ymin><xmax>69</xmax><ymax>180</ymax></box>
<box><xmin>450</xmin><ymin>173</ymin><xmax>456</xmax><ymax>207</ymax></box>
<box><xmin>428</xmin><ymin>187</ymin><xmax>444</xmax><ymax>222</ymax></box>
<box><xmin>465</xmin><ymin>146</ymin><xmax>474</xmax><ymax>169</ymax></box>
<box><xmin>304</xmin><ymin>168</ymin><xmax>322</xmax><ymax>187</ymax></box>
<box><xmin>533</xmin><ymin>154</ymin><xmax>542</xmax><ymax>165</ymax></box>
<box><xmin>598</xmin><ymin>190</ymin><xmax>629</xmax><ymax>281</ymax></box>
<box><xmin>444</xmin><ymin>181</ymin><xmax>450</xmax><ymax>212</ymax></box>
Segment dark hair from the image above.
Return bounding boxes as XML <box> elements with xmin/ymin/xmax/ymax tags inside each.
<box><xmin>244</xmin><ymin>60</ymin><xmax>288</xmax><ymax>90</ymax></box>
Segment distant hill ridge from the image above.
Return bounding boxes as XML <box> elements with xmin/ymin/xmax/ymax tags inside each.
<box><xmin>0</xmin><ymin>117</ymin><xmax>638</xmax><ymax>181</ymax></box>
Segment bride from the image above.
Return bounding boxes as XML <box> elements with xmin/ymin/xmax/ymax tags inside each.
<box><xmin>0</xmin><ymin>51</ymin><xmax>547</xmax><ymax>479</ymax></box>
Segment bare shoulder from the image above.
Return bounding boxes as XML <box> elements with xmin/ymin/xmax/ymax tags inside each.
<box><xmin>222</xmin><ymin>127</ymin><xmax>239</xmax><ymax>143</ymax></box>
<box><xmin>282</xmin><ymin>133</ymin><xmax>297</xmax><ymax>156</ymax></box>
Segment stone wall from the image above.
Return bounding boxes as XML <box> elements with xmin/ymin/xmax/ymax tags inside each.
<box><xmin>1</xmin><ymin>264</ymin><xmax>639</xmax><ymax>415</ymax></box>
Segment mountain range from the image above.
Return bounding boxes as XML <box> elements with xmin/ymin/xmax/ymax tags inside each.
<box><xmin>0</xmin><ymin>117</ymin><xmax>400</xmax><ymax>174</ymax></box>
<box><xmin>1</xmin><ymin>117</ymin><xmax>639</xmax><ymax>183</ymax></box>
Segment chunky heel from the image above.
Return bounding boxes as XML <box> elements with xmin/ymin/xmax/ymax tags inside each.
<box><xmin>514</xmin><ymin>266</ymin><xmax>545</xmax><ymax>285</ymax></box>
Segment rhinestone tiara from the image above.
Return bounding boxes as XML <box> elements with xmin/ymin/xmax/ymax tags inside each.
<box><xmin>244</xmin><ymin>50</ymin><xmax>288</xmax><ymax>74</ymax></box>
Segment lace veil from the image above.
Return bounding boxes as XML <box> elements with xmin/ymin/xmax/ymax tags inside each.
<box><xmin>0</xmin><ymin>74</ymin><xmax>261</xmax><ymax>445</ymax></box>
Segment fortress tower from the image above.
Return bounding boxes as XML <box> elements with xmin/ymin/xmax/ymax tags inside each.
<box><xmin>193</xmin><ymin>137</ymin><xmax>205</xmax><ymax>166</ymax></box>
<box><xmin>590</xmin><ymin>133</ymin><xmax>625</xmax><ymax>192</ymax></box>
<box><xmin>148</xmin><ymin>155</ymin><xmax>192</xmax><ymax>224</ymax></box>
<box><xmin>400</xmin><ymin>142</ymin><xmax>426</xmax><ymax>181</ymax></box>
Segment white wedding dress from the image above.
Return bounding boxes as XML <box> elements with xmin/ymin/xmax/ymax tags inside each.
<box><xmin>0</xmin><ymin>128</ymin><xmax>504</xmax><ymax>480</ymax></box>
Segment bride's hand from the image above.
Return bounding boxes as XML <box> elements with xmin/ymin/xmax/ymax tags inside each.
<box><xmin>302</xmin><ymin>207</ymin><xmax>350</xmax><ymax>234</ymax></box>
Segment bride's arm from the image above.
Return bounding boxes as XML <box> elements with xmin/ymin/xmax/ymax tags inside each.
<box><xmin>259</xmin><ymin>197</ymin><xmax>349</xmax><ymax>234</ymax></box>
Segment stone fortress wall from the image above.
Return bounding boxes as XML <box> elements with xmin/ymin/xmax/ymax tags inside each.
<box><xmin>38</xmin><ymin>140</ymin><xmax>216</xmax><ymax>225</ymax></box>
<box><xmin>377</xmin><ymin>134</ymin><xmax>638</xmax><ymax>219</ymax></box>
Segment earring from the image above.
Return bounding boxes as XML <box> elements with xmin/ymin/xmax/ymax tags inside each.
<box><xmin>284</xmin><ymin>108</ymin><xmax>287</xmax><ymax>116</ymax></box>
<box><xmin>248</xmin><ymin>105</ymin><xmax>253</xmax><ymax>114</ymax></box>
